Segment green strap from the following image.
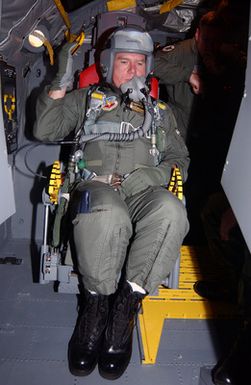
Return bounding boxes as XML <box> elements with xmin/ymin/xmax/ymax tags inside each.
<box><xmin>52</xmin><ymin>176</ymin><xmax>71</xmax><ymax>247</ymax></box>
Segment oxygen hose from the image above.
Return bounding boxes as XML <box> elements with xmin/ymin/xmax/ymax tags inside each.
<box><xmin>79</xmin><ymin>96</ymin><xmax>154</xmax><ymax>144</ymax></box>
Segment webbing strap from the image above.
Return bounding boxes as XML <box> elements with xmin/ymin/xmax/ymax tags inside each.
<box><xmin>32</xmin><ymin>31</ymin><xmax>54</xmax><ymax>65</ymax></box>
<box><xmin>43</xmin><ymin>39</ymin><xmax>54</xmax><ymax>65</ymax></box>
<box><xmin>53</xmin><ymin>0</ymin><xmax>86</xmax><ymax>47</ymax></box>
<box><xmin>53</xmin><ymin>0</ymin><xmax>71</xmax><ymax>30</ymax></box>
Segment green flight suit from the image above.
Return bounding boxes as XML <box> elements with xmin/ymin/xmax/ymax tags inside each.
<box><xmin>34</xmin><ymin>85</ymin><xmax>190</xmax><ymax>295</ymax></box>
<box><xmin>154</xmin><ymin>38</ymin><xmax>198</xmax><ymax>141</ymax></box>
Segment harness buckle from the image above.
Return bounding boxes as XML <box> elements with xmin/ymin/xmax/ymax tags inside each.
<box><xmin>120</xmin><ymin>121</ymin><xmax>137</xmax><ymax>134</ymax></box>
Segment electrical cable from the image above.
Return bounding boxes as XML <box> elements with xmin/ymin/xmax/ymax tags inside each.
<box><xmin>13</xmin><ymin>133</ymin><xmax>110</xmax><ymax>180</ymax></box>
<box><xmin>13</xmin><ymin>141</ymin><xmax>74</xmax><ymax>179</ymax></box>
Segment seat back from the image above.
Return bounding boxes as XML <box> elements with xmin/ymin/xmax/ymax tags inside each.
<box><xmin>78</xmin><ymin>63</ymin><xmax>99</xmax><ymax>88</ymax></box>
<box><xmin>78</xmin><ymin>63</ymin><xmax>159</xmax><ymax>99</ymax></box>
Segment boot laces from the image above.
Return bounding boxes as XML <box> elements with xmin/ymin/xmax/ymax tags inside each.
<box><xmin>108</xmin><ymin>291</ymin><xmax>142</xmax><ymax>344</ymax></box>
<box><xmin>78</xmin><ymin>295</ymin><xmax>108</xmax><ymax>346</ymax></box>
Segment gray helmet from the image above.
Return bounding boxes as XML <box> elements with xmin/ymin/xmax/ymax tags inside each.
<box><xmin>99</xmin><ymin>26</ymin><xmax>154</xmax><ymax>83</ymax></box>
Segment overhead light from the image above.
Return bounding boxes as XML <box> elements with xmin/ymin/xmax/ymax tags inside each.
<box><xmin>22</xmin><ymin>22</ymin><xmax>54</xmax><ymax>65</ymax></box>
<box><xmin>28</xmin><ymin>29</ymin><xmax>46</xmax><ymax>48</ymax></box>
<box><xmin>23</xmin><ymin>23</ymin><xmax>50</xmax><ymax>53</ymax></box>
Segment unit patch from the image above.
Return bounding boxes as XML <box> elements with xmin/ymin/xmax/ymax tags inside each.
<box><xmin>102</xmin><ymin>96</ymin><xmax>118</xmax><ymax>111</ymax></box>
<box><xmin>162</xmin><ymin>44</ymin><xmax>175</xmax><ymax>52</ymax></box>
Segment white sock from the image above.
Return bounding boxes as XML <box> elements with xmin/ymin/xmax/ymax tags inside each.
<box><xmin>88</xmin><ymin>289</ymin><xmax>97</xmax><ymax>295</ymax></box>
<box><xmin>127</xmin><ymin>280</ymin><xmax>146</xmax><ymax>294</ymax></box>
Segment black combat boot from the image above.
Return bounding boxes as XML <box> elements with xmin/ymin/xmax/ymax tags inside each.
<box><xmin>68</xmin><ymin>290</ymin><xmax>109</xmax><ymax>376</ymax></box>
<box><xmin>98</xmin><ymin>281</ymin><xmax>145</xmax><ymax>380</ymax></box>
<box><xmin>193</xmin><ymin>280</ymin><xmax>238</xmax><ymax>302</ymax></box>
<box><xmin>212</xmin><ymin>319</ymin><xmax>251</xmax><ymax>385</ymax></box>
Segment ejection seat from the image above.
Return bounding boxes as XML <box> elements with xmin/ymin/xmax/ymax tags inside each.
<box><xmin>39</xmin><ymin>63</ymin><xmax>236</xmax><ymax>366</ymax></box>
<box><xmin>39</xmin><ymin>62</ymin><xmax>182</xmax><ymax>294</ymax></box>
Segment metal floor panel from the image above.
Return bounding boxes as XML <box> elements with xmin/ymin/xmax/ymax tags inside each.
<box><xmin>0</xmin><ymin>240</ymin><xmax>234</xmax><ymax>385</ymax></box>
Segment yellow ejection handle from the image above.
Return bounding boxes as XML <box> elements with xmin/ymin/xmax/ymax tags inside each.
<box><xmin>48</xmin><ymin>161</ymin><xmax>63</xmax><ymax>204</ymax></box>
<box><xmin>168</xmin><ymin>167</ymin><xmax>183</xmax><ymax>201</ymax></box>
<box><xmin>70</xmin><ymin>32</ymin><xmax>85</xmax><ymax>55</ymax></box>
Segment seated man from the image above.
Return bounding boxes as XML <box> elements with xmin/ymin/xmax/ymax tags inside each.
<box><xmin>34</xmin><ymin>26</ymin><xmax>189</xmax><ymax>380</ymax></box>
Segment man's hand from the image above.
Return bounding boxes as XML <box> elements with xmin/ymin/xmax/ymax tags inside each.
<box><xmin>50</xmin><ymin>41</ymin><xmax>76</xmax><ymax>92</ymax></box>
<box><xmin>110</xmin><ymin>173</ymin><xmax>122</xmax><ymax>189</ymax></box>
<box><xmin>121</xmin><ymin>168</ymin><xmax>163</xmax><ymax>197</ymax></box>
<box><xmin>91</xmin><ymin>173</ymin><xmax>122</xmax><ymax>190</ymax></box>
<box><xmin>189</xmin><ymin>72</ymin><xmax>202</xmax><ymax>95</ymax></box>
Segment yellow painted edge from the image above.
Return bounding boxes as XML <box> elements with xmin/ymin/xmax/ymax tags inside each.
<box><xmin>107</xmin><ymin>0</ymin><xmax>136</xmax><ymax>11</ymax></box>
<box><xmin>160</xmin><ymin>0</ymin><xmax>183</xmax><ymax>14</ymax></box>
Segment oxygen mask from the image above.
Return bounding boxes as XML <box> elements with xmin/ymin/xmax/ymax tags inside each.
<box><xmin>120</xmin><ymin>76</ymin><xmax>149</xmax><ymax>103</ymax></box>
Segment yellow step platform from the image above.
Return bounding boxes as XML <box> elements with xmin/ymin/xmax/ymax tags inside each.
<box><xmin>138</xmin><ymin>245</ymin><xmax>237</xmax><ymax>364</ymax></box>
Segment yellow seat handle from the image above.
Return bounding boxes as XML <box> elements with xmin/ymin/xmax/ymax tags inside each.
<box><xmin>168</xmin><ymin>166</ymin><xmax>183</xmax><ymax>201</ymax></box>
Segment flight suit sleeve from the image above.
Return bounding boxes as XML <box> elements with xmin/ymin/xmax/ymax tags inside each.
<box><xmin>154</xmin><ymin>39</ymin><xmax>198</xmax><ymax>84</ymax></box>
<box><xmin>157</xmin><ymin>113</ymin><xmax>190</xmax><ymax>183</ymax></box>
<box><xmin>33</xmin><ymin>87</ymin><xmax>87</xmax><ymax>141</ymax></box>
<box><xmin>121</xmin><ymin>107</ymin><xmax>190</xmax><ymax>198</ymax></box>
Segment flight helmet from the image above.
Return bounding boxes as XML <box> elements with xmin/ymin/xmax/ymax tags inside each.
<box><xmin>99</xmin><ymin>26</ymin><xmax>154</xmax><ymax>83</ymax></box>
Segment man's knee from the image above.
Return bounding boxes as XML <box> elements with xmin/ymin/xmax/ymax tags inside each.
<box><xmin>70</xmin><ymin>184</ymin><xmax>133</xmax><ymax>294</ymax></box>
<box><xmin>154</xmin><ymin>190</ymin><xmax>187</xmax><ymax>222</ymax></box>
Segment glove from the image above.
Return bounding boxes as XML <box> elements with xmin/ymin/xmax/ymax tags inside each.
<box><xmin>50</xmin><ymin>42</ymin><xmax>76</xmax><ymax>91</ymax></box>
<box><xmin>121</xmin><ymin>167</ymin><xmax>168</xmax><ymax>198</ymax></box>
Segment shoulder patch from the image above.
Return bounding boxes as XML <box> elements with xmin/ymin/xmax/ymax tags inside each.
<box><xmin>162</xmin><ymin>44</ymin><xmax>175</xmax><ymax>52</ymax></box>
<box><xmin>102</xmin><ymin>95</ymin><xmax>118</xmax><ymax>111</ymax></box>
